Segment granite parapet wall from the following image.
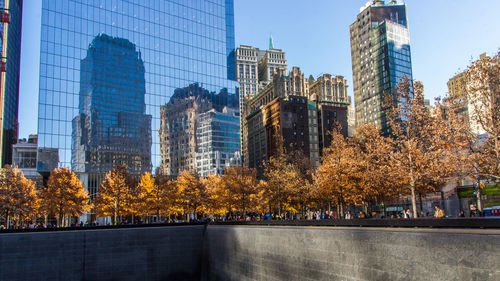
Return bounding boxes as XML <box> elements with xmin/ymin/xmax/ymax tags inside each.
<box><xmin>0</xmin><ymin>225</ymin><xmax>205</xmax><ymax>281</ymax></box>
<box><xmin>202</xmin><ymin>226</ymin><xmax>500</xmax><ymax>281</ymax></box>
<box><xmin>1</xmin><ymin>224</ymin><xmax>500</xmax><ymax>281</ymax></box>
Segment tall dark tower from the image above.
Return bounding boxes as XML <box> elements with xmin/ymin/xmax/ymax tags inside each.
<box><xmin>0</xmin><ymin>0</ymin><xmax>22</xmax><ymax>165</ymax></box>
<box><xmin>72</xmin><ymin>34</ymin><xmax>152</xmax><ymax>178</ymax></box>
<box><xmin>350</xmin><ymin>0</ymin><xmax>413</xmax><ymax>135</ymax></box>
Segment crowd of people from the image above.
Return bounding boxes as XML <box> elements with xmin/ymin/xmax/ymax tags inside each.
<box><xmin>0</xmin><ymin>204</ymin><xmax>488</xmax><ymax>230</ymax></box>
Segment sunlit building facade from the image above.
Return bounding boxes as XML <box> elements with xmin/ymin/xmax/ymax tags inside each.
<box><xmin>243</xmin><ymin>67</ymin><xmax>348</xmax><ymax>173</ymax></box>
<box><xmin>37</xmin><ymin>0</ymin><xmax>238</xmax><ymax>182</ymax></box>
<box><xmin>236</xmin><ymin>44</ymin><xmax>286</xmax><ymax>164</ymax></box>
<box><xmin>350</xmin><ymin>0</ymin><xmax>413</xmax><ymax>134</ymax></box>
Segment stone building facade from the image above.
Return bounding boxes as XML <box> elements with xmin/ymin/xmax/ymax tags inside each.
<box><xmin>236</xmin><ymin>44</ymin><xmax>287</xmax><ymax>165</ymax></box>
<box><xmin>243</xmin><ymin>67</ymin><xmax>349</xmax><ymax>172</ymax></box>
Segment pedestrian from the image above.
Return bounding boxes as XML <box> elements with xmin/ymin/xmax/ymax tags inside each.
<box><xmin>434</xmin><ymin>205</ymin><xmax>445</xmax><ymax>218</ymax></box>
<box><xmin>403</xmin><ymin>209</ymin><xmax>412</xmax><ymax>219</ymax></box>
<box><xmin>458</xmin><ymin>210</ymin><xmax>465</xmax><ymax>217</ymax></box>
<box><xmin>469</xmin><ymin>204</ymin><xmax>481</xmax><ymax>217</ymax></box>
<box><xmin>345</xmin><ymin>211</ymin><xmax>352</xmax><ymax>220</ymax></box>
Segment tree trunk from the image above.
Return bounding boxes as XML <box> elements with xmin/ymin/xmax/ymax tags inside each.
<box><xmin>476</xmin><ymin>180</ymin><xmax>483</xmax><ymax>212</ymax></box>
<box><xmin>339</xmin><ymin>199</ymin><xmax>344</xmax><ymax>219</ymax></box>
<box><xmin>114</xmin><ymin>200</ymin><xmax>118</xmax><ymax>224</ymax></box>
<box><xmin>382</xmin><ymin>201</ymin><xmax>386</xmax><ymax>218</ymax></box>
<box><xmin>6</xmin><ymin>211</ymin><xmax>9</xmax><ymax>229</ymax></box>
<box><xmin>410</xmin><ymin>182</ymin><xmax>418</xmax><ymax>218</ymax></box>
<box><xmin>419</xmin><ymin>193</ymin><xmax>424</xmax><ymax>217</ymax></box>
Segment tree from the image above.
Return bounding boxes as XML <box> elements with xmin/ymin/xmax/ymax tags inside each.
<box><xmin>204</xmin><ymin>175</ymin><xmax>229</xmax><ymax>217</ymax></box>
<box><xmin>0</xmin><ymin>165</ymin><xmax>37</xmax><ymax>228</ymax></box>
<box><xmin>177</xmin><ymin>170</ymin><xmax>208</xmax><ymax>221</ymax></box>
<box><xmin>155</xmin><ymin>174</ymin><xmax>183</xmax><ymax>221</ymax></box>
<box><xmin>222</xmin><ymin>166</ymin><xmax>261</xmax><ymax>217</ymax></box>
<box><xmin>136</xmin><ymin>172</ymin><xmax>180</xmax><ymax>222</ymax></box>
<box><xmin>286</xmin><ymin>151</ymin><xmax>315</xmax><ymax>216</ymax></box>
<box><xmin>263</xmin><ymin>152</ymin><xmax>293</xmax><ymax>216</ymax></box>
<box><xmin>385</xmin><ymin>78</ymin><xmax>455</xmax><ymax>217</ymax></box>
<box><xmin>315</xmin><ymin>130</ymin><xmax>363</xmax><ymax>218</ymax></box>
<box><xmin>465</xmin><ymin>52</ymin><xmax>499</xmax><ymax>182</ymax></box>
<box><xmin>442</xmin><ymin>53</ymin><xmax>499</xmax><ymax>211</ymax></box>
<box><xmin>351</xmin><ymin>124</ymin><xmax>398</xmax><ymax>211</ymax></box>
<box><xmin>94</xmin><ymin>165</ymin><xmax>136</xmax><ymax>224</ymax></box>
<box><xmin>38</xmin><ymin>167</ymin><xmax>89</xmax><ymax>227</ymax></box>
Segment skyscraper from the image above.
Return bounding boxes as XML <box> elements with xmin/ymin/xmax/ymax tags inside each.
<box><xmin>350</xmin><ymin>0</ymin><xmax>413</xmax><ymax>134</ymax></box>
<box><xmin>0</xmin><ymin>0</ymin><xmax>22</xmax><ymax>166</ymax></box>
<box><xmin>72</xmin><ymin>34</ymin><xmax>152</xmax><ymax>178</ymax></box>
<box><xmin>38</xmin><ymin>0</ymin><xmax>238</xmax><ymax>183</ymax></box>
<box><xmin>236</xmin><ymin>43</ymin><xmax>287</xmax><ymax>164</ymax></box>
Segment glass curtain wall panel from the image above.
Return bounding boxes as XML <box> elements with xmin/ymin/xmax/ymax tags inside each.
<box><xmin>37</xmin><ymin>0</ymin><xmax>238</xmax><ymax>177</ymax></box>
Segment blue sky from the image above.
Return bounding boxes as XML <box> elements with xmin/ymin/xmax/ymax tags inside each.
<box><xmin>18</xmin><ymin>0</ymin><xmax>500</xmax><ymax>139</ymax></box>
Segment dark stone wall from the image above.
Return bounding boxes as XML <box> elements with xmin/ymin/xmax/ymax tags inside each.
<box><xmin>202</xmin><ymin>226</ymin><xmax>500</xmax><ymax>281</ymax></box>
<box><xmin>1</xmin><ymin>225</ymin><xmax>500</xmax><ymax>281</ymax></box>
<box><xmin>0</xmin><ymin>225</ymin><xmax>205</xmax><ymax>281</ymax></box>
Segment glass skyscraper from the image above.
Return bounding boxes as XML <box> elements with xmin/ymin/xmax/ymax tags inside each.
<box><xmin>71</xmin><ymin>34</ymin><xmax>152</xmax><ymax>176</ymax></box>
<box><xmin>37</xmin><ymin>0</ymin><xmax>238</xmax><ymax>181</ymax></box>
<box><xmin>0</xmin><ymin>0</ymin><xmax>22</xmax><ymax>166</ymax></box>
<box><xmin>350</xmin><ymin>0</ymin><xmax>413</xmax><ymax>134</ymax></box>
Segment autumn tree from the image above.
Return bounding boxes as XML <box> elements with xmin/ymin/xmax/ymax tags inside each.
<box><xmin>286</xmin><ymin>151</ymin><xmax>315</xmax><ymax>216</ymax></box>
<box><xmin>465</xmin><ymin>52</ymin><xmax>499</xmax><ymax>181</ymax></box>
<box><xmin>351</xmin><ymin>124</ymin><xmax>398</xmax><ymax>211</ymax></box>
<box><xmin>443</xmin><ymin>52</ymin><xmax>499</xmax><ymax>210</ymax></box>
<box><xmin>135</xmin><ymin>173</ymin><xmax>181</xmax><ymax>222</ymax></box>
<box><xmin>38</xmin><ymin>167</ymin><xmax>90</xmax><ymax>227</ymax></box>
<box><xmin>204</xmin><ymin>175</ymin><xmax>229</xmax><ymax>217</ymax></box>
<box><xmin>0</xmin><ymin>165</ymin><xmax>38</xmax><ymax>228</ymax></box>
<box><xmin>155</xmin><ymin>174</ymin><xmax>183</xmax><ymax>221</ymax></box>
<box><xmin>315</xmin><ymin>130</ymin><xmax>363</xmax><ymax>218</ymax></box>
<box><xmin>177</xmin><ymin>170</ymin><xmax>208</xmax><ymax>221</ymax></box>
<box><xmin>94</xmin><ymin>165</ymin><xmax>137</xmax><ymax>224</ymax></box>
<box><xmin>221</xmin><ymin>166</ymin><xmax>261</xmax><ymax>217</ymax></box>
<box><xmin>263</xmin><ymin>152</ymin><xmax>293</xmax><ymax>216</ymax></box>
<box><xmin>386</xmin><ymin>78</ymin><xmax>455</xmax><ymax>217</ymax></box>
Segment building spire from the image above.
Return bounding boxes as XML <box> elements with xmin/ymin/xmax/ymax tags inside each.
<box><xmin>269</xmin><ymin>34</ymin><xmax>274</xmax><ymax>49</ymax></box>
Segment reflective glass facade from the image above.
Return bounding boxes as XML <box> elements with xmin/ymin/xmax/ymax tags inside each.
<box><xmin>38</xmin><ymin>0</ymin><xmax>238</xmax><ymax>175</ymax></box>
<box><xmin>0</xmin><ymin>0</ymin><xmax>23</xmax><ymax>165</ymax></box>
<box><xmin>196</xmin><ymin>108</ymin><xmax>240</xmax><ymax>177</ymax></box>
<box><xmin>71</xmin><ymin>34</ymin><xmax>152</xmax><ymax>175</ymax></box>
<box><xmin>350</xmin><ymin>1</ymin><xmax>413</xmax><ymax>134</ymax></box>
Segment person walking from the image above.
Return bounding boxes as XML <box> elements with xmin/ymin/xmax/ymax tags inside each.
<box><xmin>345</xmin><ymin>211</ymin><xmax>352</xmax><ymax>220</ymax></box>
<box><xmin>434</xmin><ymin>205</ymin><xmax>445</xmax><ymax>218</ymax></box>
<box><xmin>403</xmin><ymin>209</ymin><xmax>412</xmax><ymax>219</ymax></box>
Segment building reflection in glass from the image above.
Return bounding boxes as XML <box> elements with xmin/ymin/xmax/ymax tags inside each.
<box><xmin>159</xmin><ymin>83</ymin><xmax>238</xmax><ymax>177</ymax></box>
<box><xmin>72</xmin><ymin>34</ymin><xmax>152</xmax><ymax>176</ymax></box>
<box><xmin>37</xmin><ymin>0</ymin><xmax>238</xmax><ymax>181</ymax></box>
